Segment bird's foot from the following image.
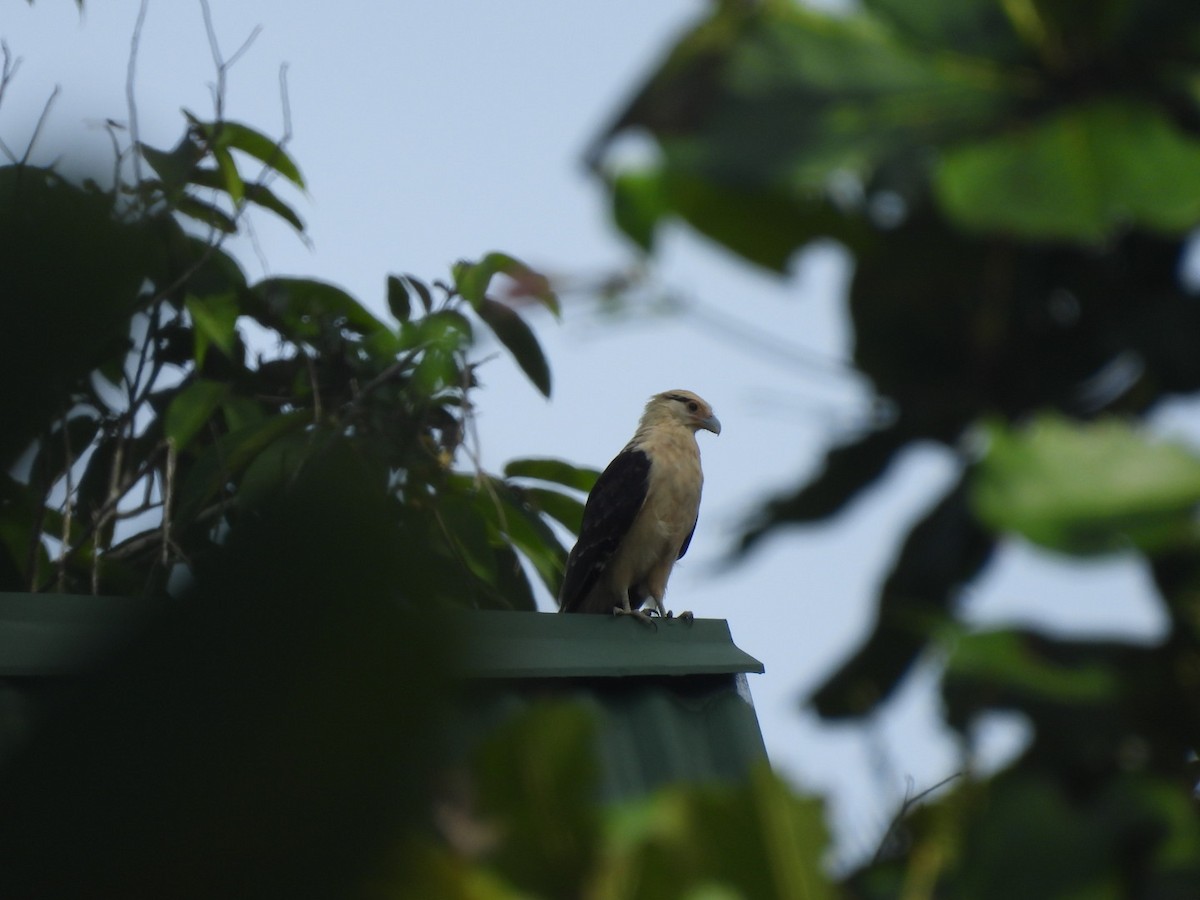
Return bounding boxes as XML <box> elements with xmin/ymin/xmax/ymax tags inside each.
<box><xmin>664</xmin><ymin>610</ymin><xmax>695</xmax><ymax>623</ymax></box>
<box><xmin>613</xmin><ymin>606</ymin><xmax>658</xmax><ymax>629</ymax></box>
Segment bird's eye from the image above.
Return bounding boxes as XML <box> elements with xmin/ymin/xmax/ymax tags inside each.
<box><xmin>687</xmin><ymin>401</ymin><xmax>699</xmax><ymax>413</ymax></box>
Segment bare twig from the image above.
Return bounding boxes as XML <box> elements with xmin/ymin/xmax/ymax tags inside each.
<box><xmin>126</xmin><ymin>0</ymin><xmax>149</xmax><ymax>188</ymax></box>
<box><xmin>58</xmin><ymin>415</ymin><xmax>77</xmax><ymax>593</ymax></box>
<box><xmin>161</xmin><ymin>445</ymin><xmax>175</xmax><ymax>567</ymax></box>
<box><xmin>0</xmin><ymin>40</ymin><xmax>21</xmax><ymax>109</ymax></box>
<box><xmin>871</xmin><ymin>772</ymin><xmax>963</xmax><ymax>865</ymax></box>
<box><xmin>0</xmin><ymin>42</ymin><xmax>23</xmax><ymax>164</ymax></box>
<box><xmin>20</xmin><ymin>84</ymin><xmax>60</xmax><ymax>165</ymax></box>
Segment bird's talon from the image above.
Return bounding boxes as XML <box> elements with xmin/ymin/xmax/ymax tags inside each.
<box><xmin>613</xmin><ymin>606</ymin><xmax>658</xmax><ymax>629</ymax></box>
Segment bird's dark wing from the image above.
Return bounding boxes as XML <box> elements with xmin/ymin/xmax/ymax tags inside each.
<box><xmin>558</xmin><ymin>448</ymin><xmax>651</xmax><ymax>613</ymax></box>
<box><xmin>676</xmin><ymin>517</ymin><xmax>698</xmax><ymax>560</ymax></box>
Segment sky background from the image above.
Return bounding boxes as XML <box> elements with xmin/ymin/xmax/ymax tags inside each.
<box><xmin>3</xmin><ymin>0</ymin><xmax>1177</xmax><ymax>862</ymax></box>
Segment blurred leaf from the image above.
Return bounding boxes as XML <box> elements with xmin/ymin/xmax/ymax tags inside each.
<box><xmin>614</xmin><ymin>167</ymin><xmax>871</xmax><ymax>272</ymax></box>
<box><xmin>739</xmin><ymin>425</ymin><xmax>907</xmax><ymax>554</ymax></box>
<box><xmin>220</xmin><ymin>395</ymin><xmax>265</xmax><ymax>433</ymax></box>
<box><xmin>812</xmin><ymin>476</ymin><xmax>994</xmax><ymax>718</ymax></box>
<box><xmin>185</xmin><ymin>291</ymin><xmax>239</xmax><ymax>368</ymax></box>
<box><xmin>475</xmin><ymin>298</ymin><xmax>552</xmax><ymax>397</ymax></box>
<box><xmin>165</xmin><ymin>380</ymin><xmax>229</xmax><ymax>452</ymax></box>
<box><xmin>596</xmin><ymin>765</ymin><xmax>831</xmax><ymax>900</ymax></box>
<box><xmin>453</xmin><ymin>253</ymin><xmax>559</xmax><ymax>315</ymax></box>
<box><xmin>522</xmin><ymin>486</ymin><xmax>586</xmax><ymax>535</ymax></box>
<box><xmin>937</xmin><ymin>102</ymin><xmax>1200</xmax><ymax>241</ymax></box>
<box><xmin>438</xmin><ymin>489</ymin><xmax>500</xmax><ymax>587</ymax></box>
<box><xmin>944</xmin><ymin>628</ymin><xmax>1120</xmax><ymax>705</ymax></box>
<box><xmin>972</xmin><ymin>415</ymin><xmax>1200</xmax><ymax>554</ymax></box>
<box><xmin>504</xmin><ymin>457</ymin><xmax>599</xmax><ymax>493</ymax></box>
<box><xmin>473</xmin><ymin>702</ymin><xmax>600</xmax><ymax>897</ymax></box>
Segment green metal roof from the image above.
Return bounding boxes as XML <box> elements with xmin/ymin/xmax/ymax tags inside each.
<box><xmin>0</xmin><ymin>594</ymin><xmax>769</xmax><ymax>800</ymax></box>
<box><xmin>0</xmin><ymin>592</ymin><xmax>151</xmax><ymax>676</ymax></box>
<box><xmin>459</xmin><ymin>608</ymin><xmax>764</xmax><ymax>679</ymax></box>
<box><xmin>457</xmin><ymin>610</ymin><xmax>769</xmax><ymax>801</ymax></box>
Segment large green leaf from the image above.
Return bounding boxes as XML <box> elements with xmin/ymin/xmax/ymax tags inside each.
<box><xmin>504</xmin><ymin>457</ymin><xmax>599</xmax><ymax>494</ymax></box>
<box><xmin>937</xmin><ymin>102</ymin><xmax>1200</xmax><ymax>241</ymax></box>
<box><xmin>250</xmin><ymin>277</ymin><xmax>389</xmax><ymax>340</ymax></box>
<box><xmin>185</xmin><ymin>291</ymin><xmax>240</xmax><ymax>368</ymax></box>
<box><xmin>474</xmin><ymin>298</ymin><xmax>552</xmax><ymax>397</ymax></box>
<box><xmin>972</xmin><ymin>415</ymin><xmax>1200</xmax><ymax>554</ymax></box>
<box><xmin>165</xmin><ymin>379</ymin><xmax>229</xmax><ymax>452</ymax></box>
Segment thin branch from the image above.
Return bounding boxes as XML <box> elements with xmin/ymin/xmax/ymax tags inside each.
<box><xmin>871</xmin><ymin>772</ymin><xmax>963</xmax><ymax>865</ymax></box>
<box><xmin>19</xmin><ymin>84</ymin><xmax>60</xmax><ymax>165</ymax></box>
<box><xmin>225</xmin><ymin>24</ymin><xmax>263</xmax><ymax>74</ymax></box>
<box><xmin>161</xmin><ymin>444</ymin><xmax>175</xmax><ymax>567</ymax></box>
<box><xmin>0</xmin><ymin>40</ymin><xmax>20</xmax><ymax>110</ymax></box>
<box><xmin>0</xmin><ymin>42</ymin><xmax>23</xmax><ymax>165</ymax></box>
<box><xmin>126</xmin><ymin>0</ymin><xmax>149</xmax><ymax>189</ymax></box>
<box><xmin>58</xmin><ymin>416</ymin><xmax>77</xmax><ymax>593</ymax></box>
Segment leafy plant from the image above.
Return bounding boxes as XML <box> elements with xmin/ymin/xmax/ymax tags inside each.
<box><xmin>592</xmin><ymin>0</ymin><xmax>1200</xmax><ymax>894</ymax></box>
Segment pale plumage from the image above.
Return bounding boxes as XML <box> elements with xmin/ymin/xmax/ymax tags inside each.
<box><xmin>558</xmin><ymin>390</ymin><xmax>720</xmax><ymax>622</ymax></box>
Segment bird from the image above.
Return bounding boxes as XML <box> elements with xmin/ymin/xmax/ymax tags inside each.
<box><xmin>558</xmin><ymin>390</ymin><xmax>721</xmax><ymax>623</ymax></box>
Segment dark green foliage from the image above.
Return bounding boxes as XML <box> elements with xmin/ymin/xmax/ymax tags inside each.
<box><xmin>594</xmin><ymin>0</ymin><xmax>1200</xmax><ymax>894</ymax></box>
<box><xmin>0</xmin><ymin>105</ymin><xmax>580</xmax><ymax>606</ymax></box>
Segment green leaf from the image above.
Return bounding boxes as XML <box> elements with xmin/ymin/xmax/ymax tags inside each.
<box><xmin>597</xmin><ymin>765</ymin><xmax>832</xmax><ymax>900</ymax></box>
<box><xmin>453</xmin><ymin>252</ymin><xmax>559</xmax><ymax>315</ymax></box>
<box><xmin>242</xmin><ymin>182</ymin><xmax>304</xmax><ymax>231</ymax></box>
<box><xmin>473</xmin><ymin>702</ymin><xmax>600</xmax><ymax>897</ymax></box>
<box><xmin>220</xmin><ymin>395</ymin><xmax>265</xmax><ymax>432</ymax></box>
<box><xmin>176</xmin><ymin>195</ymin><xmax>237</xmax><ymax>234</ymax></box>
<box><xmin>174</xmin><ymin>410</ymin><xmax>310</xmax><ymax>522</ymax></box>
<box><xmin>165</xmin><ymin>379</ymin><xmax>229</xmax><ymax>451</ymax></box>
<box><xmin>184</xmin><ymin>111</ymin><xmax>305</xmax><ymax>189</ymax></box>
<box><xmin>614</xmin><ymin>168</ymin><xmax>869</xmax><ymax>272</ymax></box>
<box><xmin>937</xmin><ymin>102</ymin><xmax>1200</xmax><ymax>241</ymax></box>
<box><xmin>504</xmin><ymin>457</ymin><xmax>599</xmax><ymax>493</ymax></box>
<box><xmin>611</xmin><ymin>170</ymin><xmax>668</xmax><ymax>253</ymax></box>
<box><xmin>971</xmin><ymin>414</ymin><xmax>1200</xmax><ymax>554</ymax></box>
<box><xmin>185</xmin><ymin>291</ymin><xmax>240</xmax><ymax>368</ymax></box>
<box><xmin>942</xmin><ymin>628</ymin><xmax>1120</xmax><ymax>704</ymax></box>
<box><xmin>187</xmin><ymin>168</ymin><xmax>304</xmax><ymax>231</ymax></box>
<box><xmin>437</xmin><ymin>489</ymin><xmax>499</xmax><ymax>586</ymax></box>
<box><xmin>250</xmin><ymin>277</ymin><xmax>389</xmax><ymax>341</ymax></box>
<box><xmin>474</xmin><ymin>298</ymin><xmax>552</xmax><ymax>397</ymax></box>
<box><xmin>522</xmin><ymin>487</ymin><xmax>586</xmax><ymax>534</ymax></box>
<box><xmin>386</xmin><ymin>275</ymin><xmax>411</xmax><ymax>323</ymax></box>
<box><xmin>212</xmin><ymin>146</ymin><xmax>244</xmax><ymax>205</ymax></box>
<box><xmin>139</xmin><ymin>138</ymin><xmax>204</xmax><ymax>193</ymax></box>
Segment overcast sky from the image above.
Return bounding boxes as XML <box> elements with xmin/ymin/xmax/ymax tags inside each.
<box><xmin>3</xmin><ymin>0</ymin><xmax>1173</xmax><ymax>861</ymax></box>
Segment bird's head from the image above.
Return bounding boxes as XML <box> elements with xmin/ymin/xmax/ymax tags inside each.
<box><xmin>645</xmin><ymin>390</ymin><xmax>722</xmax><ymax>435</ymax></box>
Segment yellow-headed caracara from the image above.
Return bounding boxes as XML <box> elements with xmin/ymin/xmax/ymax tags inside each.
<box><xmin>558</xmin><ymin>390</ymin><xmax>720</xmax><ymax>623</ymax></box>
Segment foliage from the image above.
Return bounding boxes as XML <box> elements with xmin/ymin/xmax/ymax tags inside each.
<box><xmin>592</xmin><ymin>0</ymin><xmax>1200</xmax><ymax>894</ymax></box>
<box><xmin>383</xmin><ymin>702</ymin><xmax>833</xmax><ymax>900</ymax></box>
<box><xmin>0</xmin><ymin>103</ymin><xmax>585</xmax><ymax>612</ymax></box>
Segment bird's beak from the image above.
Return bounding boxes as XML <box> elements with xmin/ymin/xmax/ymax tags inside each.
<box><xmin>701</xmin><ymin>414</ymin><xmax>721</xmax><ymax>435</ymax></box>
